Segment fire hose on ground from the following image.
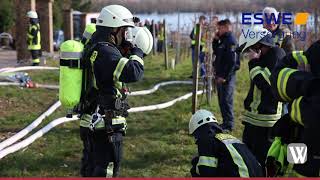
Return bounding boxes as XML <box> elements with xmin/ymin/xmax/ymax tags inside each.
<box><xmin>0</xmin><ymin>66</ymin><xmax>204</xmax><ymax>159</ymax></box>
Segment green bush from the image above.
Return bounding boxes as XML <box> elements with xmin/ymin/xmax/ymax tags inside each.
<box><xmin>0</xmin><ymin>0</ymin><xmax>14</xmax><ymax>32</ymax></box>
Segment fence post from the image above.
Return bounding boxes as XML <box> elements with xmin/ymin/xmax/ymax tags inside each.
<box><xmin>175</xmin><ymin>11</ymin><xmax>181</xmax><ymax>65</ymax></box>
<box><xmin>192</xmin><ymin>23</ymin><xmax>201</xmax><ymax>114</ymax></box>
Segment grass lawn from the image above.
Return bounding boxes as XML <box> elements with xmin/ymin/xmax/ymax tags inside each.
<box><xmin>0</xmin><ymin>50</ymin><xmax>250</xmax><ymax>177</ymax></box>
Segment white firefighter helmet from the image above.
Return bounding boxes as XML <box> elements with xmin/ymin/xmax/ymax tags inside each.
<box><xmin>27</xmin><ymin>11</ymin><xmax>38</xmax><ymax>19</ymax></box>
<box><xmin>96</xmin><ymin>5</ymin><xmax>134</xmax><ymax>28</ymax></box>
<box><xmin>263</xmin><ymin>7</ymin><xmax>279</xmax><ymax>18</ymax></box>
<box><xmin>189</xmin><ymin>109</ymin><xmax>218</xmax><ymax>134</ymax></box>
<box><xmin>238</xmin><ymin>25</ymin><xmax>273</xmax><ymax>53</ymax></box>
<box><xmin>132</xmin><ymin>26</ymin><xmax>153</xmax><ymax>55</ymax></box>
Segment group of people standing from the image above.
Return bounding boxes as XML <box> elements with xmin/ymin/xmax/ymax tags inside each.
<box><xmin>189</xmin><ymin>6</ymin><xmax>319</xmax><ymax>177</ymax></box>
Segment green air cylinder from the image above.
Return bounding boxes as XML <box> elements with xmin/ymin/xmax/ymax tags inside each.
<box><xmin>59</xmin><ymin>40</ymin><xmax>84</xmax><ymax>110</ymax></box>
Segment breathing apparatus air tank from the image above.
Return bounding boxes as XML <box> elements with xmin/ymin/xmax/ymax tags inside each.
<box><xmin>59</xmin><ymin>40</ymin><xmax>84</xmax><ymax>117</ymax></box>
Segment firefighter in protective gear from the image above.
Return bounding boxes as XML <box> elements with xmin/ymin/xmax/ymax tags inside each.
<box><xmin>79</xmin><ymin>23</ymin><xmax>97</xmax><ymax>177</ymax></box>
<box><xmin>27</xmin><ymin>11</ymin><xmax>41</xmax><ymax>66</ymax></box>
<box><xmin>238</xmin><ymin>26</ymin><xmax>285</xmax><ymax>170</ymax></box>
<box><xmin>80</xmin><ymin>5</ymin><xmax>146</xmax><ymax>177</ymax></box>
<box><xmin>189</xmin><ymin>109</ymin><xmax>263</xmax><ymax>177</ymax></box>
<box><xmin>262</xmin><ymin>7</ymin><xmax>295</xmax><ymax>54</ymax></box>
<box><xmin>266</xmin><ymin>40</ymin><xmax>320</xmax><ymax>177</ymax></box>
<box><xmin>262</xmin><ymin>6</ymin><xmax>295</xmax><ymax>116</ymax></box>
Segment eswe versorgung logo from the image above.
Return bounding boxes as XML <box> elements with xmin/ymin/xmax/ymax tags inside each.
<box><xmin>241</xmin><ymin>12</ymin><xmax>309</xmax><ymax>41</ymax></box>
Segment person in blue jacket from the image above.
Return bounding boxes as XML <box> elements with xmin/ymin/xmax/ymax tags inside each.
<box><xmin>212</xmin><ymin>19</ymin><xmax>240</xmax><ymax>131</ymax></box>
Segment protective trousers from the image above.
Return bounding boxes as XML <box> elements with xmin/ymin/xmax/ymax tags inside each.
<box><xmin>92</xmin><ymin>130</ymin><xmax>123</xmax><ymax>177</ymax></box>
<box><xmin>30</xmin><ymin>50</ymin><xmax>41</xmax><ymax>65</ymax></box>
<box><xmin>80</xmin><ymin>127</ymin><xmax>94</xmax><ymax>177</ymax></box>
<box><xmin>242</xmin><ymin>123</ymin><xmax>273</xmax><ymax>174</ymax></box>
<box><xmin>291</xmin><ymin>96</ymin><xmax>320</xmax><ymax>176</ymax></box>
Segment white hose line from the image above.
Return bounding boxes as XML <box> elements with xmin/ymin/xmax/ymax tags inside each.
<box><xmin>0</xmin><ymin>115</ymin><xmax>78</xmax><ymax>159</ymax></box>
<box><xmin>129</xmin><ymin>80</ymin><xmax>193</xmax><ymax>96</ymax></box>
<box><xmin>0</xmin><ymin>80</ymin><xmax>194</xmax><ymax>93</ymax></box>
<box><xmin>31</xmin><ymin>84</ymin><xmax>59</xmax><ymax>90</ymax></box>
<box><xmin>0</xmin><ymin>82</ymin><xmax>20</xmax><ymax>86</ymax></box>
<box><xmin>0</xmin><ymin>82</ymin><xmax>59</xmax><ymax>90</ymax></box>
<box><xmin>128</xmin><ymin>90</ymin><xmax>203</xmax><ymax>112</ymax></box>
<box><xmin>0</xmin><ymin>67</ymin><xmax>14</xmax><ymax>73</ymax></box>
<box><xmin>0</xmin><ymin>101</ymin><xmax>61</xmax><ymax>151</ymax></box>
<box><xmin>0</xmin><ymin>90</ymin><xmax>204</xmax><ymax>158</ymax></box>
<box><xmin>0</xmin><ymin>66</ymin><xmax>59</xmax><ymax>73</ymax></box>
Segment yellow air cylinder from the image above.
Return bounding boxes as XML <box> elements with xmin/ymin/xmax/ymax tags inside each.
<box><xmin>59</xmin><ymin>40</ymin><xmax>84</xmax><ymax>110</ymax></box>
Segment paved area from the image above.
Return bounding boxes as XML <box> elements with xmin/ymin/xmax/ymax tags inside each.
<box><xmin>0</xmin><ymin>49</ymin><xmax>19</xmax><ymax>69</ymax></box>
<box><xmin>0</xmin><ymin>48</ymin><xmax>59</xmax><ymax>69</ymax></box>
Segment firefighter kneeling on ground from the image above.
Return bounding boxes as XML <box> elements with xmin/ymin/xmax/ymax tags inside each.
<box><xmin>78</xmin><ymin>5</ymin><xmax>153</xmax><ymax>177</ymax></box>
<box><xmin>266</xmin><ymin>40</ymin><xmax>320</xmax><ymax>177</ymax></box>
<box><xmin>189</xmin><ymin>109</ymin><xmax>263</xmax><ymax>177</ymax></box>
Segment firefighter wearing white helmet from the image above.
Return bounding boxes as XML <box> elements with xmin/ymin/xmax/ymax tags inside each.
<box><xmin>189</xmin><ymin>109</ymin><xmax>263</xmax><ymax>177</ymax></box>
<box><xmin>238</xmin><ymin>25</ymin><xmax>286</xmax><ymax>172</ymax></box>
<box><xmin>26</xmin><ymin>11</ymin><xmax>41</xmax><ymax>66</ymax></box>
<box><xmin>78</xmin><ymin>4</ymin><xmax>147</xmax><ymax>177</ymax></box>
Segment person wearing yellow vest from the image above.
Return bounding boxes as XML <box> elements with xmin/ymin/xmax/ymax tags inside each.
<box><xmin>189</xmin><ymin>109</ymin><xmax>263</xmax><ymax>177</ymax></box>
<box><xmin>238</xmin><ymin>26</ymin><xmax>285</xmax><ymax>172</ymax></box>
<box><xmin>266</xmin><ymin>41</ymin><xmax>320</xmax><ymax>177</ymax></box>
<box><xmin>263</xmin><ymin>7</ymin><xmax>296</xmax><ymax>117</ymax></box>
<box><xmin>157</xmin><ymin>22</ymin><xmax>164</xmax><ymax>53</ymax></box>
<box><xmin>190</xmin><ymin>15</ymin><xmax>206</xmax><ymax>78</ymax></box>
<box><xmin>26</xmin><ymin>11</ymin><xmax>41</xmax><ymax>66</ymax></box>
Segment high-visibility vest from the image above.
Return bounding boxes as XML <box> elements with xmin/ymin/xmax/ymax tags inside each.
<box><xmin>191</xmin><ymin>27</ymin><xmax>206</xmax><ymax>47</ymax></box>
<box><xmin>158</xmin><ymin>27</ymin><xmax>164</xmax><ymax>41</ymax></box>
<box><xmin>27</xmin><ymin>23</ymin><xmax>41</xmax><ymax>50</ymax></box>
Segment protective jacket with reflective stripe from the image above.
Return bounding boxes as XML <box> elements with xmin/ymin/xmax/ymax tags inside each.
<box><xmin>191</xmin><ymin>132</ymin><xmax>263</xmax><ymax>177</ymax></box>
<box><xmin>270</xmin><ymin>46</ymin><xmax>320</xmax><ymax>176</ymax></box>
<box><xmin>243</xmin><ymin>47</ymin><xmax>285</xmax><ymax>127</ymax></box>
<box><xmin>89</xmin><ymin>42</ymin><xmax>144</xmax><ymax>96</ymax></box>
<box><xmin>27</xmin><ymin>23</ymin><xmax>41</xmax><ymax>50</ymax></box>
